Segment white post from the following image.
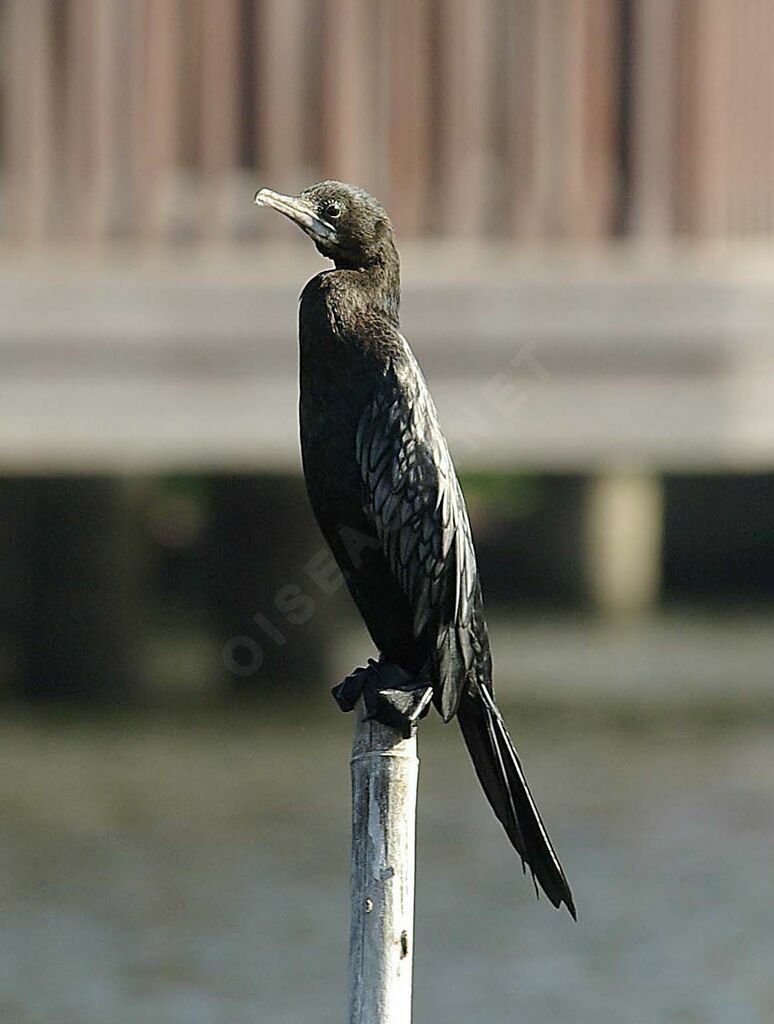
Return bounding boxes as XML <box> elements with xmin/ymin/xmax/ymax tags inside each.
<box><xmin>585</xmin><ymin>470</ymin><xmax>664</xmax><ymax>616</ymax></box>
<box><xmin>348</xmin><ymin>704</ymin><xmax>419</xmax><ymax>1024</ymax></box>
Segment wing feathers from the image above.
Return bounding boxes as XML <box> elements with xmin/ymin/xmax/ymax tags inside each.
<box><xmin>357</xmin><ymin>348</ymin><xmax>479</xmax><ymax>715</ymax></box>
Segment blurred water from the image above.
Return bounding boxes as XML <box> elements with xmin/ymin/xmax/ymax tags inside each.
<box><xmin>0</xmin><ymin>708</ymin><xmax>772</xmax><ymax>1024</ymax></box>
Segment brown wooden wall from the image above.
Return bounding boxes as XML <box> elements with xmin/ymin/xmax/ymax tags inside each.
<box><xmin>1</xmin><ymin>0</ymin><xmax>773</xmax><ymax>246</ymax></box>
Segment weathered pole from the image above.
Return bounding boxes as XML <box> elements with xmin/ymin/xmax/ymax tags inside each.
<box><xmin>348</xmin><ymin>703</ymin><xmax>419</xmax><ymax>1023</ymax></box>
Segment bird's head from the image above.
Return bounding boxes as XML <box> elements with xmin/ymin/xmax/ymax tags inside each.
<box><xmin>254</xmin><ymin>180</ymin><xmax>396</xmax><ymax>271</ymax></box>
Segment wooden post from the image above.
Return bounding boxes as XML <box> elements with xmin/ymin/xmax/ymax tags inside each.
<box><xmin>348</xmin><ymin>705</ymin><xmax>418</xmax><ymax>1024</ymax></box>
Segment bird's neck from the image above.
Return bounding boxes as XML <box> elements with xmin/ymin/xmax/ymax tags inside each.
<box><xmin>333</xmin><ymin>242</ymin><xmax>401</xmax><ymax>327</ymax></box>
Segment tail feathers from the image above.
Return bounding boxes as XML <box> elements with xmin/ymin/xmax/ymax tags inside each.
<box><xmin>457</xmin><ymin>686</ymin><xmax>576</xmax><ymax>919</ymax></box>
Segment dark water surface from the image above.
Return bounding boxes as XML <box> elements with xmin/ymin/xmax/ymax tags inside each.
<box><xmin>1</xmin><ymin>709</ymin><xmax>772</xmax><ymax>1023</ymax></box>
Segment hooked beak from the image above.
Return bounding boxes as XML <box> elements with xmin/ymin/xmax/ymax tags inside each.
<box><xmin>254</xmin><ymin>188</ymin><xmax>337</xmax><ymax>245</ymax></box>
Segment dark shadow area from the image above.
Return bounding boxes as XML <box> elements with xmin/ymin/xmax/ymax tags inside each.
<box><xmin>663</xmin><ymin>473</ymin><xmax>774</xmax><ymax>606</ymax></box>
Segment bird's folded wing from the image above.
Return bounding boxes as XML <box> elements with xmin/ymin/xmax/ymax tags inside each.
<box><xmin>355</xmin><ymin>356</ymin><xmax>478</xmax><ymax>720</ymax></box>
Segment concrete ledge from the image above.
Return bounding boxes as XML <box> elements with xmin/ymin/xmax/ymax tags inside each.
<box><xmin>2</xmin><ymin>245</ymin><xmax>774</xmax><ymax>473</ymax></box>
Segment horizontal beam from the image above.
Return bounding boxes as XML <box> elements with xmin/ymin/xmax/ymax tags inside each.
<box><xmin>2</xmin><ymin>246</ymin><xmax>774</xmax><ymax>473</ymax></box>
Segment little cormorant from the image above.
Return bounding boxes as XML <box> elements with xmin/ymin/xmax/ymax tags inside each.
<box><xmin>255</xmin><ymin>180</ymin><xmax>575</xmax><ymax>918</ymax></box>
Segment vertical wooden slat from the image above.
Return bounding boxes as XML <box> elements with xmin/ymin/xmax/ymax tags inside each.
<box><xmin>532</xmin><ymin>0</ymin><xmax>561</xmax><ymax>237</ymax></box>
<box><xmin>322</xmin><ymin>0</ymin><xmax>375</xmax><ymax>187</ymax></box>
<box><xmin>65</xmin><ymin>0</ymin><xmax>120</xmax><ymax>242</ymax></box>
<box><xmin>749</xmin><ymin>0</ymin><xmax>773</xmax><ymax>236</ymax></box>
<box><xmin>129</xmin><ymin>0</ymin><xmax>149</xmax><ymax>237</ymax></box>
<box><xmin>3</xmin><ymin>0</ymin><xmax>55</xmax><ymax>243</ymax></box>
<box><xmin>437</xmin><ymin>0</ymin><xmax>490</xmax><ymax>236</ymax></box>
<box><xmin>760</xmin><ymin>1</ymin><xmax>774</xmax><ymax>234</ymax></box>
<box><xmin>730</xmin><ymin>0</ymin><xmax>774</xmax><ymax>238</ymax></box>
<box><xmin>131</xmin><ymin>0</ymin><xmax>179</xmax><ymax>242</ymax></box>
<box><xmin>744</xmin><ymin>0</ymin><xmax>764</xmax><ymax>237</ymax></box>
<box><xmin>580</xmin><ymin>0</ymin><xmax>619</xmax><ymax>238</ymax></box>
<box><xmin>65</xmin><ymin>0</ymin><xmax>92</xmax><ymax>236</ymax></box>
<box><xmin>543</xmin><ymin>0</ymin><xmax>618</xmax><ymax>240</ymax></box>
<box><xmin>111</xmin><ymin>1</ymin><xmax>138</xmax><ymax>239</ymax></box>
<box><xmin>561</xmin><ymin>0</ymin><xmax>588</xmax><ymax>236</ymax></box>
<box><xmin>629</xmin><ymin>0</ymin><xmax>676</xmax><ymax>239</ymax></box>
<box><xmin>257</xmin><ymin>0</ymin><xmax>308</xmax><ymax>190</ymax></box>
<box><xmin>384</xmin><ymin>0</ymin><xmax>431</xmax><ymax>236</ymax></box>
<box><xmin>506</xmin><ymin>0</ymin><xmax>540</xmax><ymax>239</ymax></box>
<box><xmin>90</xmin><ymin>0</ymin><xmax>119</xmax><ymax>241</ymax></box>
<box><xmin>673</xmin><ymin>0</ymin><xmax>697</xmax><ymax>236</ymax></box>
<box><xmin>691</xmin><ymin>0</ymin><xmax>731</xmax><ymax>237</ymax></box>
<box><xmin>725</xmin><ymin>1</ymin><xmax>745</xmax><ymax>237</ymax></box>
<box><xmin>369</xmin><ymin>0</ymin><xmax>393</xmax><ymax>203</ymax></box>
<box><xmin>528</xmin><ymin>0</ymin><xmax>618</xmax><ymax>241</ymax></box>
<box><xmin>199</xmin><ymin>0</ymin><xmax>239</xmax><ymax>240</ymax></box>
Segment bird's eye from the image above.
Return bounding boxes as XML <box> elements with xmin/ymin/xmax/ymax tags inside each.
<box><xmin>322</xmin><ymin>201</ymin><xmax>342</xmax><ymax>221</ymax></box>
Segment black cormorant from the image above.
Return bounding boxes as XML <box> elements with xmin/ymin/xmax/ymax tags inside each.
<box><xmin>255</xmin><ymin>180</ymin><xmax>575</xmax><ymax>918</ymax></box>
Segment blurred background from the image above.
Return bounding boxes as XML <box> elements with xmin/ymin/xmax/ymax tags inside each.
<box><xmin>1</xmin><ymin>1</ymin><xmax>774</xmax><ymax>1021</ymax></box>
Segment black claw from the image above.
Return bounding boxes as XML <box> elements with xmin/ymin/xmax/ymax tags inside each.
<box><xmin>332</xmin><ymin>657</ymin><xmax>433</xmax><ymax>736</ymax></box>
<box><xmin>331</xmin><ymin>658</ymin><xmax>379</xmax><ymax>712</ymax></box>
<box><xmin>364</xmin><ymin>683</ymin><xmax>433</xmax><ymax>738</ymax></box>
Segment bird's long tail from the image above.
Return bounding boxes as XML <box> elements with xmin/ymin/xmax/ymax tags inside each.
<box><xmin>456</xmin><ymin>685</ymin><xmax>576</xmax><ymax>919</ymax></box>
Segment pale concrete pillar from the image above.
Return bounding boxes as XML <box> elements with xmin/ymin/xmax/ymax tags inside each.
<box><xmin>585</xmin><ymin>471</ymin><xmax>664</xmax><ymax>615</ymax></box>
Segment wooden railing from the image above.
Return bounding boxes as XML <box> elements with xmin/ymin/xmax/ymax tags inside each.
<box><xmin>2</xmin><ymin>0</ymin><xmax>774</xmax><ymax>246</ymax></box>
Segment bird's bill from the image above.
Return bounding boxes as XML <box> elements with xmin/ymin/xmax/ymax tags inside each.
<box><xmin>254</xmin><ymin>188</ymin><xmax>337</xmax><ymax>244</ymax></box>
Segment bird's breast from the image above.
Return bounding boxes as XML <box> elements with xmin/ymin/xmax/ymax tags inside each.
<box><xmin>297</xmin><ymin>273</ymin><xmax>402</xmax><ymax>526</ymax></box>
<box><xmin>298</xmin><ymin>338</ymin><xmax>371</xmax><ymax>532</ymax></box>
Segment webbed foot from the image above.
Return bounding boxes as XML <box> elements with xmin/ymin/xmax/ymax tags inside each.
<box><xmin>331</xmin><ymin>658</ymin><xmax>433</xmax><ymax>738</ymax></box>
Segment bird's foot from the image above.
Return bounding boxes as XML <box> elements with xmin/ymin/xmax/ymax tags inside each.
<box><xmin>331</xmin><ymin>658</ymin><xmax>433</xmax><ymax>738</ymax></box>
